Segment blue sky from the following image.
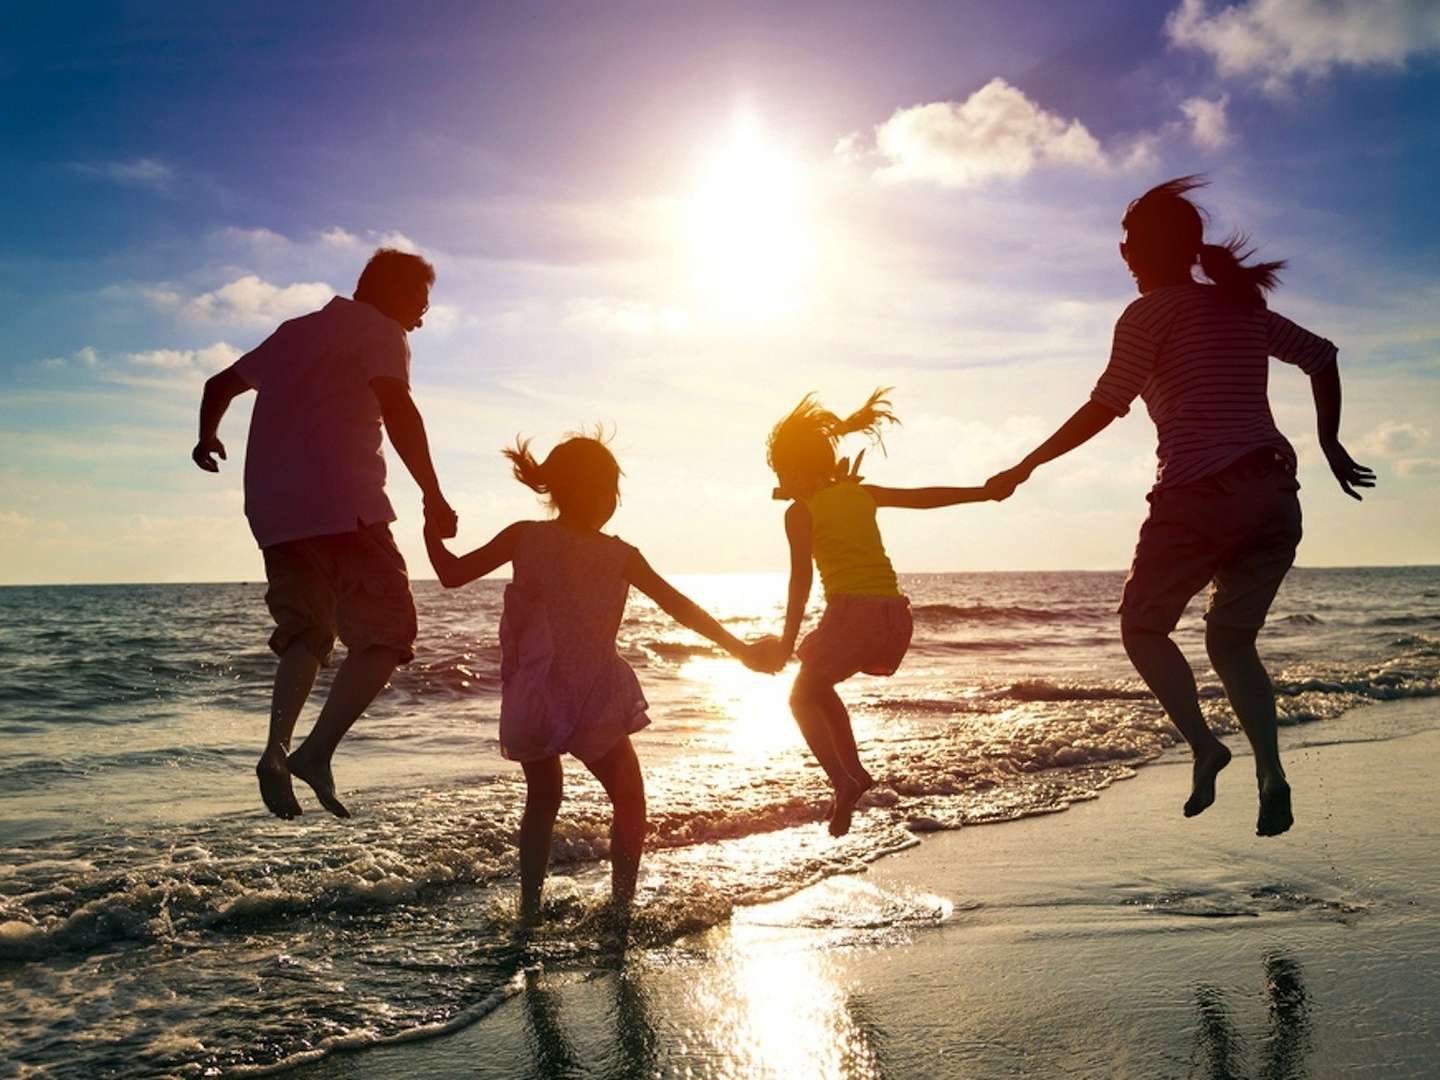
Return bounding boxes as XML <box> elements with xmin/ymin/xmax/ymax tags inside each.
<box><xmin>3</xmin><ymin>0</ymin><xmax>1438</xmax><ymax>583</ymax></box>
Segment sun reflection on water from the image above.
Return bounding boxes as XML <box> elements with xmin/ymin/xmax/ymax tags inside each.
<box><xmin>682</xmin><ymin>927</ymin><xmax>884</xmax><ymax>1079</ymax></box>
<box><xmin>679</xmin><ymin>655</ymin><xmax>798</xmax><ymax>760</ymax></box>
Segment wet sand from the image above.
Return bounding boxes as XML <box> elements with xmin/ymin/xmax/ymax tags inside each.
<box><xmin>288</xmin><ymin>699</ymin><xmax>1440</xmax><ymax>1079</ymax></box>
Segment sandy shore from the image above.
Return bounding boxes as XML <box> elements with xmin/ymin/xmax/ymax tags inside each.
<box><xmin>289</xmin><ymin>699</ymin><xmax>1439</xmax><ymax>1079</ymax></box>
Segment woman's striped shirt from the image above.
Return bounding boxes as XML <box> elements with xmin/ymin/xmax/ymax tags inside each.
<box><xmin>1090</xmin><ymin>283</ymin><xmax>1337</xmax><ymax>490</ymax></box>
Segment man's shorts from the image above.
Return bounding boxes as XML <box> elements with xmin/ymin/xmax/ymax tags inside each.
<box><xmin>1120</xmin><ymin>449</ymin><xmax>1303</xmax><ymax>634</ymax></box>
<box><xmin>261</xmin><ymin>522</ymin><xmax>417</xmax><ymax>664</ymax></box>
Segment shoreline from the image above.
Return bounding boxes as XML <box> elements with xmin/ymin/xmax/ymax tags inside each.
<box><xmin>285</xmin><ymin>696</ymin><xmax>1440</xmax><ymax>1079</ymax></box>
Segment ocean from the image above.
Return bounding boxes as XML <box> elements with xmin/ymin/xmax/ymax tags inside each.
<box><xmin>2</xmin><ymin>567</ymin><xmax>1437</xmax><ymax>1077</ymax></box>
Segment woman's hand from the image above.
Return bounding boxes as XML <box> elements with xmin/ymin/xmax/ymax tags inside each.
<box><xmin>983</xmin><ymin>464</ymin><xmax>1031</xmax><ymax>501</ymax></box>
<box><xmin>1321</xmin><ymin>439</ymin><xmax>1376</xmax><ymax>500</ymax></box>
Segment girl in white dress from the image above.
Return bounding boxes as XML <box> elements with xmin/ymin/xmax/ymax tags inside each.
<box><xmin>425</xmin><ymin>434</ymin><xmax>768</xmax><ymax>929</ymax></box>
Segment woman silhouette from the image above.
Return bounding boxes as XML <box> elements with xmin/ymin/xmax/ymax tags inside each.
<box><xmin>987</xmin><ymin>176</ymin><xmax>1374</xmax><ymax>837</ymax></box>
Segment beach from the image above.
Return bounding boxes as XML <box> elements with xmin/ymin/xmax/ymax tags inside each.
<box><xmin>2</xmin><ymin>570</ymin><xmax>1437</xmax><ymax>1077</ymax></box>
<box><xmin>288</xmin><ymin>697</ymin><xmax>1439</xmax><ymax>1079</ymax></box>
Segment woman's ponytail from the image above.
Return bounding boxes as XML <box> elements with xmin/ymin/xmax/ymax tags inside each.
<box><xmin>1198</xmin><ymin>236</ymin><xmax>1286</xmax><ymax>308</ymax></box>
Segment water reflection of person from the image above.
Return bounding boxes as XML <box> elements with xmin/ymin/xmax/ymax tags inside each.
<box><xmin>519</xmin><ymin>964</ymin><xmax>658</xmax><ymax>1080</ymax></box>
<box><xmin>1192</xmin><ymin>949</ymin><xmax>1312</xmax><ymax>1080</ymax></box>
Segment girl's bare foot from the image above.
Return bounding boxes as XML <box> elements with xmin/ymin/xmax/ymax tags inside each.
<box><xmin>828</xmin><ymin>775</ymin><xmax>875</xmax><ymax>838</ymax></box>
<box><xmin>286</xmin><ymin>748</ymin><xmax>351</xmax><ymax>818</ymax></box>
<box><xmin>256</xmin><ymin>751</ymin><xmax>303</xmax><ymax>819</ymax></box>
<box><xmin>1183</xmin><ymin>742</ymin><xmax>1232</xmax><ymax>818</ymax></box>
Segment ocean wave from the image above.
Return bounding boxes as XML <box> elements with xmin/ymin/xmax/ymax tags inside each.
<box><xmin>910</xmin><ymin>603</ymin><xmax>1097</xmax><ymax>624</ymax></box>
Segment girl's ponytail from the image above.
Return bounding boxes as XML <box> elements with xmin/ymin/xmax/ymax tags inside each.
<box><xmin>831</xmin><ymin>387</ymin><xmax>897</xmax><ymax>446</ymax></box>
<box><xmin>502</xmin><ymin>437</ymin><xmax>549</xmax><ymax>494</ymax></box>
<box><xmin>1198</xmin><ymin>237</ymin><xmax>1286</xmax><ymax>308</ymax></box>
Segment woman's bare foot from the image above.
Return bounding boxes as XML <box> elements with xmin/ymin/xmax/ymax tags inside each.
<box><xmin>828</xmin><ymin>774</ymin><xmax>875</xmax><ymax>838</ymax></box>
<box><xmin>1256</xmin><ymin>778</ymin><xmax>1293</xmax><ymax>837</ymax></box>
<box><xmin>1183</xmin><ymin>742</ymin><xmax>1232</xmax><ymax>818</ymax></box>
<box><xmin>286</xmin><ymin>747</ymin><xmax>352</xmax><ymax>818</ymax></box>
<box><xmin>256</xmin><ymin>750</ymin><xmax>303</xmax><ymax>819</ymax></box>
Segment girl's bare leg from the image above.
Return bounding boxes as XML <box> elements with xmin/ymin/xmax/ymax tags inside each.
<box><xmin>791</xmin><ymin>666</ymin><xmax>871</xmax><ymax>837</ymax></box>
<box><xmin>584</xmin><ymin>736</ymin><xmax>647</xmax><ymax>915</ymax></box>
<box><xmin>519</xmin><ymin>756</ymin><xmax>564</xmax><ymax>926</ymax></box>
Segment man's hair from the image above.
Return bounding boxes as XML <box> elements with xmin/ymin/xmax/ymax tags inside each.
<box><xmin>354</xmin><ymin>248</ymin><xmax>436</xmax><ymax>309</ymax></box>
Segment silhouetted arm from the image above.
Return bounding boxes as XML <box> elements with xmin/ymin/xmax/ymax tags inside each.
<box><xmin>779</xmin><ymin>501</ymin><xmax>814</xmax><ymax>653</ymax></box>
<box><xmin>624</xmin><ymin>549</ymin><xmax>758</xmax><ymax>665</ymax></box>
<box><xmin>425</xmin><ymin>521</ymin><xmax>521</xmax><ymax>588</ymax></box>
<box><xmin>192</xmin><ymin>366</ymin><xmax>251</xmax><ymax>472</ymax></box>
<box><xmin>864</xmin><ymin>484</ymin><xmax>995</xmax><ymax>509</ymax></box>
<box><xmin>371</xmin><ymin>376</ymin><xmax>457</xmax><ymax>537</ymax></box>
<box><xmin>985</xmin><ymin>400</ymin><xmax>1119</xmax><ymax>498</ymax></box>
<box><xmin>1309</xmin><ymin>362</ymin><xmax>1376</xmax><ymax>500</ymax></box>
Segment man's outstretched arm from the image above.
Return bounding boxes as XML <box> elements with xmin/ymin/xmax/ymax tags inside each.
<box><xmin>985</xmin><ymin>400</ymin><xmax>1119</xmax><ymax>498</ymax></box>
<box><xmin>370</xmin><ymin>376</ymin><xmax>457</xmax><ymax>537</ymax></box>
<box><xmin>193</xmin><ymin>366</ymin><xmax>252</xmax><ymax>472</ymax></box>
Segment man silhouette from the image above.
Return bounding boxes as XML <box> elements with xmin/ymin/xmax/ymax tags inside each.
<box><xmin>192</xmin><ymin>248</ymin><xmax>457</xmax><ymax>819</ymax></box>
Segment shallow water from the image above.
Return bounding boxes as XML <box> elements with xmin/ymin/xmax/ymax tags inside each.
<box><xmin>1</xmin><ymin>567</ymin><xmax>1437</xmax><ymax>1076</ymax></box>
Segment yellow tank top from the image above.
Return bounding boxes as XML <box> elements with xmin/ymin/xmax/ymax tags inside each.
<box><xmin>804</xmin><ymin>482</ymin><xmax>901</xmax><ymax>600</ymax></box>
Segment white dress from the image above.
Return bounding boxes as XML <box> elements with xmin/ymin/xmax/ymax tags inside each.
<box><xmin>498</xmin><ymin>521</ymin><xmax>649</xmax><ymax>763</ymax></box>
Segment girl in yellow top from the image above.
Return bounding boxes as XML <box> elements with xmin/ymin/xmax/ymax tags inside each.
<box><xmin>761</xmin><ymin>389</ymin><xmax>1000</xmax><ymax>836</ymax></box>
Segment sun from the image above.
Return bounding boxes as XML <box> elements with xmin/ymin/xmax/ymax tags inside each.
<box><xmin>687</xmin><ymin>115</ymin><xmax>813</xmax><ymax>317</ymax></box>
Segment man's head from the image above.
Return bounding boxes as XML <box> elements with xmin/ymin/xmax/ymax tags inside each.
<box><xmin>354</xmin><ymin>248</ymin><xmax>436</xmax><ymax>330</ymax></box>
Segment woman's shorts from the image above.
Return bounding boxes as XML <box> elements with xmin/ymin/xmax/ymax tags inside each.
<box><xmin>797</xmin><ymin>594</ymin><xmax>913</xmax><ymax>681</ymax></box>
<box><xmin>1120</xmin><ymin>449</ymin><xmax>1303</xmax><ymax>634</ymax></box>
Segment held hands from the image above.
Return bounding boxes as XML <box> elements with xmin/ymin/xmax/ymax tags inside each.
<box><xmin>742</xmin><ymin>634</ymin><xmax>791</xmax><ymax>675</ymax></box>
<box><xmin>424</xmin><ymin>495</ymin><xmax>459</xmax><ymax>539</ymax></box>
<box><xmin>191</xmin><ymin>436</ymin><xmax>227</xmax><ymax>472</ymax></box>
<box><xmin>1321</xmin><ymin>439</ymin><xmax>1376</xmax><ymax>501</ymax></box>
<box><xmin>983</xmin><ymin>464</ymin><xmax>1032</xmax><ymax>501</ymax></box>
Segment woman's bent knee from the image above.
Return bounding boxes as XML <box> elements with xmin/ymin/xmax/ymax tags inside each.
<box><xmin>1205</xmin><ymin>622</ymin><xmax>1259</xmax><ymax>663</ymax></box>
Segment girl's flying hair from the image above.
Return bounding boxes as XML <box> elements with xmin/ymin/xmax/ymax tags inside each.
<box><xmin>767</xmin><ymin>387</ymin><xmax>898</xmax><ymax>495</ymax></box>
<box><xmin>1122</xmin><ymin>175</ymin><xmax>1286</xmax><ymax>307</ymax></box>
<box><xmin>503</xmin><ymin>431</ymin><xmax>622</xmax><ymax>516</ymax></box>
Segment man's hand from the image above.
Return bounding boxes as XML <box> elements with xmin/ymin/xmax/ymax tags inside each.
<box><xmin>192</xmin><ymin>436</ymin><xmax>227</xmax><ymax>473</ymax></box>
<box><xmin>424</xmin><ymin>496</ymin><xmax>458</xmax><ymax>539</ymax></box>
<box><xmin>1321</xmin><ymin>439</ymin><xmax>1376</xmax><ymax>501</ymax></box>
<box><xmin>983</xmin><ymin>464</ymin><xmax>1031</xmax><ymax>501</ymax></box>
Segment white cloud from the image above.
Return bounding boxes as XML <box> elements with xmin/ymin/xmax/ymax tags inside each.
<box><xmin>1180</xmin><ymin>94</ymin><xmax>1231</xmax><ymax>149</ymax></box>
<box><xmin>126</xmin><ymin>349</ymin><xmax>196</xmax><ymax>370</ymax></box>
<box><xmin>842</xmin><ymin>78</ymin><xmax>1106</xmax><ymax>188</ymax></box>
<box><xmin>124</xmin><ymin>342</ymin><xmax>241</xmax><ymax>373</ymax></box>
<box><xmin>71</xmin><ymin>157</ymin><xmax>173</xmax><ymax>190</ymax></box>
<box><xmin>373</xmin><ymin>230</ymin><xmax>420</xmax><ymax>253</ymax></box>
<box><xmin>181</xmin><ymin>275</ymin><xmax>334</xmax><ymax>327</ymax></box>
<box><xmin>562</xmin><ymin>298</ymin><xmax>691</xmax><ymax>336</ymax></box>
<box><xmin>216</xmin><ymin>225</ymin><xmax>289</xmax><ymax>248</ymax></box>
<box><xmin>319</xmin><ymin>226</ymin><xmax>360</xmax><ymax>247</ymax></box>
<box><xmin>1167</xmin><ymin>0</ymin><xmax>1440</xmax><ymax>91</ymax></box>
<box><xmin>37</xmin><ymin>346</ymin><xmax>99</xmax><ymax>370</ymax></box>
<box><xmin>1359</xmin><ymin>419</ymin><xmax>1431</xmax><ymax>457</ymax></box>
<box><xmin>1397</xmin><ymin>458</ymin><xmax>1440</xmax><ymax>478</ymax></box>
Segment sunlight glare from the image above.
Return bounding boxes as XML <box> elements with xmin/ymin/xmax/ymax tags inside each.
<box><xmin>688</xmin><ymin>114</ymin><xmax>813</xmax><ymax>318</ymax></box>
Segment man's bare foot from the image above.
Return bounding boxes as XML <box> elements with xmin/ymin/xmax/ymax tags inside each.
<box><xmin>828</xmin><ymin>775</ymin><xmax>875</xmax><ymax>838</ymax></box>
<box><xmin>1256</xmin><ymin>778</ymin><xmax>1293</xmax><ymax>837</ymax></box>
<box><xmin>286</xmin><ymin>748</ymin><xmax>351</xmax><ymax>819</ymax></box>
<box><xmin>256</xmin><ymin>752</ymin><xmax>303</xmax><ymax>820</ymax></box>
<box><xmin>1183</xmin><ymin>742</ymin><xmax>1232</xmax><ymax>818</ymax></box>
